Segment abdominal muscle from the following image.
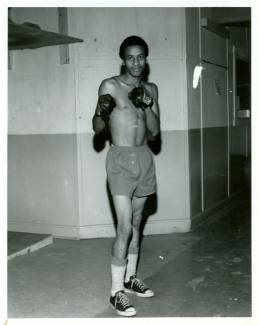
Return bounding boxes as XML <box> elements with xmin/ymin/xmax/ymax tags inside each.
<box><xmin>109</xmin><ymin>106</ymin><xmax>147</xmax><ymax>146</ymax></box>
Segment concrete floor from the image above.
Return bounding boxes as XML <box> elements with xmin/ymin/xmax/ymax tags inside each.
<box><xmin>8</xmin><ymin>196</ymin><xmax>251</xmax><ymax>318</ymax></box>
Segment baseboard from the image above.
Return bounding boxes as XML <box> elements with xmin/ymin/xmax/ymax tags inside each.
<box><xmin>78</xmin><ymin>223</ymin><xmax>115</xmax><ymax>238</ymax></box>
<box><xmin>8</xmin><ymin>220</ymin><xmax>81</xmax><ymax>240</ymax></box>
<box><xmin>79</xmin><ymin>218</ymin><xmax>191</xmax><ymax>238</ymax></box>
<box><xmin>8</xmin><ymin>218</ymin><xmax>191</xmax><ymax>239</ymax></box>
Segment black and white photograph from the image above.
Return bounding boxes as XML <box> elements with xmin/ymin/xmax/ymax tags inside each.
<box><xmin>1</xmin><ymin>1</ymin><xmax>256</xmax><ymax>323</ymax></box>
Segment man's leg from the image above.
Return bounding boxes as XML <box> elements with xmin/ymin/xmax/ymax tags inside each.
<box><xmin>124</xmin><ymin>195</ymin><xmax>154</xmax><ymax>297</ymax></box>
<box><xmin>112</xmin><ymin>195</ymin><xmax>133</xmax><ymax>258</ymax></box>
<box><xmin>125</xmin><ymin>196</ymin><xmax>147</xmax><ymax>281</ymax></box>
<box><xmin>109</xmin><ymin>195</ymin><xmax>136</xmax><ymax>316</ymax></box>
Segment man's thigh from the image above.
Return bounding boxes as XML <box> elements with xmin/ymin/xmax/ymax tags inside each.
<box><xmin>132</xmin><ymin>196</ymin><xmax>147</xmax><ymax>225</ymax></box>
<box><xmin>112</xmin><ymin>195</ymin><xmax>133</xmax><ymax>224</ymax></box>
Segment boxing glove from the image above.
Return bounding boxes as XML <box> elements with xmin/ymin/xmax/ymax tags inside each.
<box><xmin>96</xmin><ymin>94</ymin><xmax>116</xmax><ymax>121</ymax></box>
<box><xmin>128</xmin><ymin>87</ymin><xmax>153</xmax><ymax>110</ymax></box>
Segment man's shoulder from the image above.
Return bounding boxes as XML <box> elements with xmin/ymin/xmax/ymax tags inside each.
<box><xmin>100</xmin><ymin>76</ymin><xmax>116</xmax><ymax>86</ymax></box>
<box><xmin>101</xmin><ymin>75</ymin><xmax>121</xmax><ymax>85</ymax></box>
<box><xmin>142</xmin><ymin>80</ymin><xmax>158</xmax><ymax>90</ymax></box>
<box><xmin>99</xmin><ymin>76</ymin><xmax>119</xmax><ymax>94</ymax></box>
<box><xmin>142</xmin><ymin>81</ymin><xmax>158</xmax><ymax>96</ymax></box>
<box><xmin>100</xmin><ymin>76</ymin><xmax>121</xmax><ymax>89</ymax></box>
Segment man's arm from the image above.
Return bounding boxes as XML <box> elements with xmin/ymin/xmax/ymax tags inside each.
<box><xmin>145</xmin><ymin>83</ymin><xmax>160</xmax><ymax>137</ymax></box>
<box><xmin>92</xmin><ymin>79</ymin><xmax>115</xmax><ymax>134</ymax></box>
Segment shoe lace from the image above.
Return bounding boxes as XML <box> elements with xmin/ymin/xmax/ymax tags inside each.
<box><xmin>132</xmin><ymin>277</ymin><xmax>147</xmax><ymax>291</ymax></box>
<box><xmin>117</xmin><ymin>291</ymin><xmax>131</xmax><ymax>308</ymax></box>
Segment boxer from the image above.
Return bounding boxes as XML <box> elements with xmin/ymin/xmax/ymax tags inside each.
<box><xmin>92</xmin><ymin>35</ymin><xmax>160</xmax><ymax>316</ymax></box>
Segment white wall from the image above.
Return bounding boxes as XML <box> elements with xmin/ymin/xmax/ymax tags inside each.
<box><xmin>9</xmin><ymin>7</ymin><xmax>250</xmax><ymax>238</ymax></box>
<box><xmin>8</xmin><ymin>7</ymin><xmax>191</xmax><ymax>238</ymax></box>
<box><xmin>70</xmin><ymin>8</ymin><xmax>190</xmax><ymax>237</ymax></box>
<box><xmin>9</xmin><ymin>8</ymin><xmax>77</xmax><ymax>135</ymax></box>
<box><xmin>8</xmin><ymin>8</ymin><xmax>80</xmax><ymax>237</ymax></box>
<box><xmin>69</xmin><ymin>8</ymin><xmax>188</xmax><ymax>132</ymax></box>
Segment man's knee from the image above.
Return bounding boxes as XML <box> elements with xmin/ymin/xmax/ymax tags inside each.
<box><xmin>132</xmin><ymin>218</ymin><xmax>141</xmax><ymax>231</ymax></box>
<box><xmin>117</xmin><ymin>221</ymin><xmax>132</xmax><ymax>239</ymax></box>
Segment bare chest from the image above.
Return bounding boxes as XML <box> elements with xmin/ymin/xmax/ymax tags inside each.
<box><xmin>112</xmin><ymin>88</ymin><xmax>145</xmax><ymax>120</ymax></box>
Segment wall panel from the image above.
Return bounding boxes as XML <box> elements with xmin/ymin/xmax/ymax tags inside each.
<box><xmin>8</xmin><ymin>134</ymin><xmax>79</xmax><ymax>235</ymax></box>
<box><xmin>203</xmin><ymin>127</ymin><xmax>228</xmax><ymax>209</ymax></box>
<box><xmin>8</xmin><ymin>7</ymin><xmax>190</xmax><ymax>238</ymax></box>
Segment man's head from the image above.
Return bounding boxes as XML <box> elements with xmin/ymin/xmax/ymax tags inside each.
<box><xmin>119</xmin><ymin>35</ymin><xmax>149</xmax><ymax>59</ymax></box>
<box><xmin>119</xmin><ymin>36</ymin><xmax>149</xmax><ymax>78</ymax></box>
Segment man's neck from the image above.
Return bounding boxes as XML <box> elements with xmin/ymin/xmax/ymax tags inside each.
<box><xmin>120</xmin><ymin>73</ymin><xmax>142</xmax><ymax>87</ymax></box>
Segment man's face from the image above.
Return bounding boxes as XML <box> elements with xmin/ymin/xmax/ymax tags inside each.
<box><xmin>123</xmin><ymin>45</ymin><xmax>147</xmax><ymax>78</ymax></box>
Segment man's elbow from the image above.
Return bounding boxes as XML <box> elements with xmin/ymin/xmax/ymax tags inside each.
<box><xmin>153</xmin><ymin>122</ymin><xmax>160</xmax><ymax>136</ymax></box>
<box><xmin>93</xmin><ymin>125</ymin><xmax>105</xmax><ymax>134</ymax></box>
<box><xmin>150</xmin><ymin>125</ymin><xmax>160</xmax><ymax>137</ymax></box>
<box><xmin>152</xmin><ymin>130</ymin><xmax>160</xmax><ymax>137</ymax></box>
<box><xmin>92</xmin><ymin>117</ymin><xmax>105</xmax><ymax>134</ymax></box>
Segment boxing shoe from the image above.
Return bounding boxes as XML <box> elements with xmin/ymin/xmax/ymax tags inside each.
<box><xmin>110</xmin><ymin>290</ymin><xmax>136</xmax><ymax>317</ymax></box>
<box><xmin>124</xmin><ymin>275</ymin><xmax>154</xmax><ymax>297</ymax></box>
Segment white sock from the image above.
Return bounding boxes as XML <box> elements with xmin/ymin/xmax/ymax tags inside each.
<box><xmin>125</xmin><ymin>248</ymin><xmax>139</xmax><ymax>282</ymax></box>
<box><xmin>111</xmin><ymin>263</ymin><xmax>126</xmax><ymax>296</ymax></box>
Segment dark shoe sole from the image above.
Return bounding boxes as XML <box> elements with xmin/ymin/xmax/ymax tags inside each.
<box><xmin>110</xmin><ymin>303</ymin><xmax>136</xmax><ymax>316</ymax></box>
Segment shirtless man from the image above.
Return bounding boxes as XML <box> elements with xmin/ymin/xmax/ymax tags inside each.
<box><xmin>92</xmin><ymin>36</ymin><xmax>160</xmax><ymax>317</ymax></box>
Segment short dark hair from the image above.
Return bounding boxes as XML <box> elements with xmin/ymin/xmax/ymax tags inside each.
<box><xmin>119</xmin><ymin>35</ymin><xmax>149</xmax><ymax>59</ymax></box>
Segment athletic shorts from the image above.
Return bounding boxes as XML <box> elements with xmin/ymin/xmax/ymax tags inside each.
<box><xmin>106</xmin><ymin>145</ymin><xmax>157</xmax><ymax>197</ymax></box>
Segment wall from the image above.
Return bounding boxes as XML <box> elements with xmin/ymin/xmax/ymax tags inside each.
<box><xmin>185</xmin><ymin>8</ymin><xmax>251</xmax><ymax>228</ymax></box>
<box><xmin>8</xmin><ymin>8</ymin><xmax>191</xmax><ymax>238</ymax></box>
<box><xmin>69</xmin><ymin>8</ymin><xmax>190</xmax><ymax>237</ymax></box>
<box><xmin>228</xmin><ymin>27</ymin><xmax>251</xmax><ymax>194</ymax></box>
<box><xmin>8</xmin><ymin>8</ymin><xmax>80</xmax><ymax>238</ymax></box>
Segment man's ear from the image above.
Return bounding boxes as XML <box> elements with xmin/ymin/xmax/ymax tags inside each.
<box><xmin>120</xmin><ymin>61</ymin><xmax>126</xmax><ymax>74</ymax></box>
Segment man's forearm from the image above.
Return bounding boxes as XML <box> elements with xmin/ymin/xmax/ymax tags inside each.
<box><xmin>92</xmin><ymin>114</ymin><xmax>106</xmax><ymax>133</ymax></box>
<box><xmin>145</xmin><ymin>107</ymin><xmax>160</xmax><ymax>136</ymax></box>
